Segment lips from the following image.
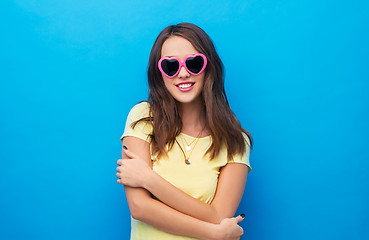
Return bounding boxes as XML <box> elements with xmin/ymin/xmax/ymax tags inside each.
<box><xmin>176</xmin><ymin>82</ymin><xmax>195</xmax><ymax>92</ymax></box>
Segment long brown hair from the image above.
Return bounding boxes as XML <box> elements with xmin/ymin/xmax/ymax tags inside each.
<box><xmin>133</xmin><ymin>22</ymin><xmax>252</xmax><ymax>161</ymax></box>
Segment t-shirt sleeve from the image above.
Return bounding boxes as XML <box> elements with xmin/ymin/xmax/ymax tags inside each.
<box><xmin>120</xmin><ymin>102</ymin><xmax>153</xmax><ymax>143</ymax></box>
<box><xmin>230</xmin><ymin>133</ymin><xmax>252</xmax><ymax>172</ymax></box>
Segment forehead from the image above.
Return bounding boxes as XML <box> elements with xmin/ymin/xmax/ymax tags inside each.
<box><xmin>161</xmin><ymin>36</ymin><xmax>198</xmax><ymax>58</ymax></box>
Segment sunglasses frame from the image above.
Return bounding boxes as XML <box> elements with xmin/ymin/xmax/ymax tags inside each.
<box><xmin>158</xmin><ymin>53</ymin><xmax>207</xmax><ymax>78</ymax></box>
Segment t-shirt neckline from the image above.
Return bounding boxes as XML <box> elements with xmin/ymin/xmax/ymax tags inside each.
<box><xmin>180</xmin><ymin>132</ymin><xmax>211</xmax><ymax>140</ymax></box>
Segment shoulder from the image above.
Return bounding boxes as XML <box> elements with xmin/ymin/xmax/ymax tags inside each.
<box><xmin>242</xmin><ymin>132</ymin><xmax>251</xmax><ymax>149</ymax></box>
<box><xmin>127</xmin><ymin>101</ymin><xmax>151</xmax><ymax>120</ymax></box>
<box><xmin>223</xmin><ymin>132</ymin><xmax>251</xmax><ymax>172</ymax></box>
<box><xmin>121</xmin><ymin>101</ymin><xmax>152</xmax><ymax>143</ymax></box>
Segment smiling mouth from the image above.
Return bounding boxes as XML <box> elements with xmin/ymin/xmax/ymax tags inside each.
<box><xmin>176</xmin><ymin>83</ymin><xmax>195</xmax><ymax>89</ymax></box>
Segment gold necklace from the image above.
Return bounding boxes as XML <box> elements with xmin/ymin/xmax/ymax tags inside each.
<box><xmin>180</xmin><ymin>131</ymin><xmax>202</xmax><ymax>151</ymax></box>
<box><xmin>176</xmin><ymin>137</ymin><xmax>201</xmax><ymax>165</ymax></box>
<box><xmin>177</xmin><ymin>127</ymin><xmax>205</xmax><ymax>165</ymax></box>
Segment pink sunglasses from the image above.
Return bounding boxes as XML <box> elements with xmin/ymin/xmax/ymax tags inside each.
<box><xmin>158</xmin><ymin>53</ymin><xmax>207</xmax><ymax>78</ymax></box>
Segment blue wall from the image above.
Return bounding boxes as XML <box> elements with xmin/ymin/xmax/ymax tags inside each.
<box><xmin>1</xmin><ymin>1</ymin><xmax>368</xmax><ymax>239</ymax></box>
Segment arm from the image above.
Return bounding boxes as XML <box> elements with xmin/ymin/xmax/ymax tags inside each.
<box><xmin>118</xmin><ymin>136</ymin><xmax>244</xmax><ymax>240</ymax></box>
<box><xmin>118</xmin><ymin>137</ymin><xmax>248</xmax><ymax>224</ymax></box>
<box><xmin>132</xmin><ymin>154</ymin><xmax>248</xmax><ymax>224</ymax></box>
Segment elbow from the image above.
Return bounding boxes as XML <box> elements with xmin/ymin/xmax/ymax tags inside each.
<box><xmin>130</xmin><ymin>208</ymin><xmax>141</xmax><ymax>221</ymax></box>
<box><xmin>212</xmin><ymin>208</ymin><xmax>236</xmax><ymax>224</ymax></box>
<box><xmin>129</xmin><ymin>198</ymin><xmax>144</xmax><ymax>220</ymax></box>
<box><xmin>129</xmin><ymin>197</ymin><xmax>151</xmax><ymax>221</ymax></box>
<box><xmin>209</xmin><ymin>206</ymin><xmax>226</xmax><ymax>224</ymax></box>
<box><xmin>213</xmin><ymin>215</ymin><xmax>226</xmax><ymax>224</ymax></box>
<box><xmin>212</xmin><ymin>214</ymin><xmax>232</xmax><ymax>224</ymax></box>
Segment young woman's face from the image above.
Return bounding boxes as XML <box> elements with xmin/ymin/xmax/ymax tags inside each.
<box><xmin>160</xmin><ymin>36</ymin><xmax>205</xmax><ymax>105</ymax></box>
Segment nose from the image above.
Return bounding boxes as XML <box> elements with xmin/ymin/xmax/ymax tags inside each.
<box><xmin>177</xmin><ymin>65</ymin><xmax>190</xmax><ymax>79</ymax></box>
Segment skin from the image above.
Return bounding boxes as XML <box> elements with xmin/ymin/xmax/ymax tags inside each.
<box><xmin>116</xmin><ymin>36</ymin><xmax>249</xmax><ymax>240</ymax></box>
<box><xmin>162</xmin><ymin>36</ymin><xmax>208</xmax><ymax>136</ymax></box>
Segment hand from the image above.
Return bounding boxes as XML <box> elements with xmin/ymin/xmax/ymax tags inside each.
<box><xmin>213</xmin><ymin>215</ymin><xmax>245</xmax><ymax>240</ymax></box>
<box><xmin>116</xmin><ymin>146</ymin><xmax>153</xmax><ymax>188</ymax></box>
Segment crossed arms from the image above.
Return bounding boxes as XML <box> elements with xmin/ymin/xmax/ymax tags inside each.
<box><xmin>116</xmin><ymin>136</ymin><xmax>248</xmax><ymax>240</ymax></box>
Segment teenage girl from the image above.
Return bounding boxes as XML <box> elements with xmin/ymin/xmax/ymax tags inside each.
<box><xmin>116</xmin><ymin>22</ymin><xmax>253</xmax><ymax>240</ymax></box>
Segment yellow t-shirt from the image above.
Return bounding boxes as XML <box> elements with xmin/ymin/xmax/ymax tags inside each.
<box><xmin>120</xmin><ymin>102</ymin><xmax>251</xmax><ymax>240</ymax></box>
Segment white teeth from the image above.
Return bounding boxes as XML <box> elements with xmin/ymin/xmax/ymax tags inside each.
<box><xmin>178</xmin><ymin>83</ymin><xmax>193</xmax><ymax>89</ymax></box>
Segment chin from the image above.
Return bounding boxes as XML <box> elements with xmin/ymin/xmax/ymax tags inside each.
<box><xmin>173</xmin><ymin>95</ymin><xmax>201</xmax><ymax>105</ymax></box>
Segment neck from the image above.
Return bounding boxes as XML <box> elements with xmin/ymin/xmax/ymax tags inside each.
<box><xmin>177</xmin><ymin>98</ymin><xmax>206</xmax><ymax>133</ymax></box>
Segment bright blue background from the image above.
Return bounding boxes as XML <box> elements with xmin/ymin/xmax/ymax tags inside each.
<box><xmin>1</xmin><ymin>0</ymin><xmax>368</xmax><ymax>239</ymax></box>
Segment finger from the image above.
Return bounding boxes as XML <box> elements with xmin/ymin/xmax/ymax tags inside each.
<box><xmin>116</xmin><ymin>172</ymin><xmax>121</xmax><ymax>178</ymax></box>
<box><xmin>232</xmin><ymin>225</ymin><xmax>244</xmax><ymax>238</ymax></box>
<box><xmin>122</xmin><ymin>145</ymin><xmax>138</xmax><ymax>159</ymax></box>
<box><xmin>117</xmin><ymin>159</ymin><xmax>126</xmax><ymax>165</ymax></box>
<box><xmin>235</xmin><ymin>215</ymin><xmax>245</xmax><ymax>223</ymax></box>
<box><xmin>238</xmin><ymin>225</ymin><xmax>244</xmax><ymax>235</ymax></box>
<box><xmin>116</xmin><ymin>166</ymin><xmax>121</xmax><ymax>172</ymax></box>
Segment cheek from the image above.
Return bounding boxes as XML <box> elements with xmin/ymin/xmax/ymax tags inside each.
<box><xmin>163</xmin><ymin>78</ymin><xmax>174</xmax><ymax>90</ymax></box>
<box><xmin>195</xmin><ymin>74</ymin><xmax>205</xmax><ymax>88</ymax></box>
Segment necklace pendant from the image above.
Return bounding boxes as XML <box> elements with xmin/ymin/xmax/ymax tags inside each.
<box><xmin>185</xmin><ymin>159</ymin><xmax>191</xmax><ymax>165</ymax></box>
<box><xmin>185</xmin><ymin>145</ymin><xmax>191</xmax><ymax>151</ymax></box>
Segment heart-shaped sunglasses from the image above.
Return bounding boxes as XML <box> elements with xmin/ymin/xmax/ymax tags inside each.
<box><xmin>158</xmin><ymin>53</ymin><xmax>207</xmax><ymax>78</ymax></box>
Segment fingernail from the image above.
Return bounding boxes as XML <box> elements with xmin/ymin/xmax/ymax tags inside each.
<box><xmin>123</xmin><ymin>145</ymin><xmax>128</xmax><ymax>150</ymax></box>
<box><xmin>240</xmin><ymin>213</ymin><xmax>245</xmax><ymax>218</ymax></box>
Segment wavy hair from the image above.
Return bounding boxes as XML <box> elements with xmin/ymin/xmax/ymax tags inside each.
<box><xmin>133</xmin><ymin>22</ymin><xmax>253</xmax><ymax>161</ymax></box>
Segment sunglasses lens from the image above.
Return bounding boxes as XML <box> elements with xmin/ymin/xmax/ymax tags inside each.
<box><xmin>186</xmin><ymin>56</ymin><xmax>204</xmax><ymax>74</ymax></box>
<box><xmin>161</xmin><ymin>59</ymin><xmax>179</xmax><ymax>77</ymax></box>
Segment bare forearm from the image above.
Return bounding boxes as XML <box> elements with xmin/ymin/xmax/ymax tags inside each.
<box><xmin>144</xmin><ymin>170</ymin><xmax>223</xmax><ymax>224</ymax></box>
<box><xmin>127</xmin><ymin>187</ymin><xmax>219</xmax><ymax>240</ymax></box>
